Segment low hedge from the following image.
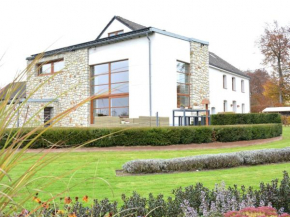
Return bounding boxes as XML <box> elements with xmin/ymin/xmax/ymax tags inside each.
<box><xmin>211</xmin><ymin>113</ymin><xmax>281</xmax><ymax>125</ymax></box>
<box><xmin>122</xmin><ymin>147</ymin><xmax>290</xmax><ymax>174</ymax></box>
<box><xmin>1</xmin><ymin>123</ymin><xmax>282</xmax><ymax>148</ymax></box>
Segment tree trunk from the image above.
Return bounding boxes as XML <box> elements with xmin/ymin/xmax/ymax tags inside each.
<box><xmin>278</xmin><ymin>58</ymin><xmax>284</xmax><ymax>104</ymax></box>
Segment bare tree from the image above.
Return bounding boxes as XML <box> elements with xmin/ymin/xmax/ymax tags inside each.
<box><xmin>258</xmin><ymin>21</ymin><xmax>290</xmax><ymax>104</ymax></box>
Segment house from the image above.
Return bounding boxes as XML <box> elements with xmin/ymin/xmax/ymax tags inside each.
<box><xmin>16</xmin><ymin>16</ymin><xmax>249</xmax><ymax>127</ymax></box>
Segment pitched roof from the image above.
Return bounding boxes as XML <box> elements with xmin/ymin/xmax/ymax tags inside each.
<box><xmin>209</xmin><ymin>52</ymin><xmax>249</xmax><ymax>78</ymax></box>
<box><xmin>0</xmin><ymin>81</ymin><xmax>26</xmax><ymax>100</ymax></box>
<box><xmin>96</xmin><ymin>16</ymin><xmax>147</xmax><ymax>39</ymax></box>
<box><xmin>27</xmin><ymin>27</ymin><xmax>151</xmax><ymax>60</ymax></box>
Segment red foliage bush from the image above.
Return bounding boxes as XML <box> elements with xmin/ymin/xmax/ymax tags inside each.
<box><xmin>224</xmin><ymin>206</ymin><xmax>290</xmax><ymax>217</ymax></box>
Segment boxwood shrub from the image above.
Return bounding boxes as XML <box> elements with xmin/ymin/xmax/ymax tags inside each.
<box><xmin>211</xmin><ymin>113</ymin><xmax>281</xmax><ymax>125</ymax></box>
<box><xmin>0</xmin><ymin>123</ymin><xmax>282</xmax><ymax>148</ymax></box>
<box><xmin>123</xmin><ymin>147</ymin><xmax>290</xmax><ymax>174</ymax></box>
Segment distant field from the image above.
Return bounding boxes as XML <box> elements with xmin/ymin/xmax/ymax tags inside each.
<box><xmin>10</xmin><ymin>127</ymin><xmax>290</xmax><ymax>208</ymax></box>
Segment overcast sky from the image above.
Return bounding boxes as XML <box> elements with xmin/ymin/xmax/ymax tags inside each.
<box><xmin>0</xmin><ymin>0</ymin><xmax>290</xmax><ymax>87</ymax></box>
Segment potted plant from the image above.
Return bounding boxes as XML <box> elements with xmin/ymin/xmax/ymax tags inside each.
<box><xmin>180</xmin><ymin>104</ymin><xmax>185</xmax><ymax>109</ymax></box>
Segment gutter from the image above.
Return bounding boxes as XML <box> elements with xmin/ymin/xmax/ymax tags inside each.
<box><xmin>149</xmin><ymin>27</ymin><xmax>209</xmax><ymax>45</ymax></box>
<box><xmin>147</xmin><ymin>33</ymin><xmax>152</xmax><ymax>117</ymax></box>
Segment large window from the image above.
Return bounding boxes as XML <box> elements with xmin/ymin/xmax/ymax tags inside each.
<box><xmin>38</xmin><ymin>59</ymin><xmax>64</xmax><ymax>75</ymax></box>
<box><xmin>177</xmin><ymin>61</ymin><xmax>190</xmax><ymax>108</ymax></box>
<box><xmin>91</xmin><ymin>60</ymin><xmax>129</xmax><ymax>121</ymax></box>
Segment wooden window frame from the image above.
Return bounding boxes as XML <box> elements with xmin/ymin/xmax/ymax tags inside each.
<box><xmin>108</xmin><ymin>30</ymin><xmax>124</xmax><ymax>37</ymax></box>
<box><xmin>223</xmin><ymin>75</ymin><xmax>227</xmax><ymax>89</ymax></box>
<box><xmin>90</xmin><ymin>59</ymin><xmax>129</xmax><ymax>124</ymax></box>
<box><xmin>37</xmin><ymin>59</ymin><xmax>64</xmax><ymax>76</ymax></box>
<box><xmin>177</xmin><ymin>60</ymin><xmax>190</xmax><ymax>108</ymax></box>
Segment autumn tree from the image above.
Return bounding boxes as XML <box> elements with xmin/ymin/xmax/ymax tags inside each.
<box><xmin>246</xmin><ymin>69</ymin><xmax>272</xmax><ymax>112</ymax></box>
<box><xmin>258</xmin><ymin>21</ymin><xmax>290</xmax><ymax>104</ymax></box>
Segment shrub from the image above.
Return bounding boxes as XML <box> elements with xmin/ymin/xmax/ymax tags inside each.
<box><xmin>224</xmin><ymin>206</ymin><xmax>290</xmax><ymax>217</ymax></box>
<box><xmin>0</xmin><ymin>124</ymin><xmax>282</xmax><ymax>148</ymax></box>
<box><xmin>122</xmin><ymin>147</ymin><xmax>290</xmax><ymax>174</ymax></box>
<box><xmin>19</xmin><ymin>171</ymin><xmax>290</xmax><ymax>217</ymax></box>
<box><xmin>211</xmin><ymin>113</ymin><xmax>281</xmax><ymax>125</ymax></box>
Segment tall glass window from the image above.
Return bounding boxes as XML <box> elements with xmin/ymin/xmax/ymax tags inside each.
<box><xmin>91</xmin><ymin>60</ymin><xmax>129</xmax><ymax>122</ymax></box>
<box><xmin>177</xmin><ymin>61</ymin><xmax>190</xmax><ymax>108</ymax></box>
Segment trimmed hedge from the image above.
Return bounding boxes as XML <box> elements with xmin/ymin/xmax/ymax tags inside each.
<box><xmin>211</xmin><ymin>113</ymin><xmax>281</xmax><ymax>125</ymax></box>
<box><xmin>122</xmin><ymin>147</ymin><xmax>290</xmax><ymax>174</ymax></box>
<box><xmin>1</xmin><ymin>124</ymin><xmax>282</xmax><ymax>148</ymax></box>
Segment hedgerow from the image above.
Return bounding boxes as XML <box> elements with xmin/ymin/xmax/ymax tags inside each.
<box><xmin>122</xmin><ymin>147</ymin><xmax>290</xmax><ymax>174</ymax></box>
<box><xmin>0</xmin><ymin>124</ymin><xmax>281</xmax><ymax>148</ymax></box>
<box><xmin>211</xmin><ymin>113</ymin><xmax>281</xmax><ymax>125</ymax></box>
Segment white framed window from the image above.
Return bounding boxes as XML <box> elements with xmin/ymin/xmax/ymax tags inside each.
<box><xmin>223</xmin><ymin>75</ymin><xmax>227</xmax><ymax>89</ymax></box>
<box><xmin>241</xmin><ymin>80</ymin><xmax>245</xmax><ymax>93</ymax></box>
<box><xmin>233</xmin><ymin>101</ymin><xmax>237</xmax><ymax>112</ymax></box>
<box><xmin>232</xmin><ymin>77</ymin><xmax>236</xmax><ymax>91</ymax></box>
<box><xmin>223</xmin><ymin>100</ymin><xmax>227</xmax><ymax>112</ymax></box>
<box><xmin>242</xmin><ymin>103</ymin><xmax>245</xmax><ymax>113</ymax></box>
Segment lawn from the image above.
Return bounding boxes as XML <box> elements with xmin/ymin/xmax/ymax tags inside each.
<box><xmin>10</xmin><ymin>127</ymin><xmax>290</xmax><ymax>208</ymax></box>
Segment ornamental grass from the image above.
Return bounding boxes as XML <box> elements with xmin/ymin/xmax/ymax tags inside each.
<box><xmin>0</xmin><ymin>54</ymin><xmax>118</xmax><ymax>215</ymax></box>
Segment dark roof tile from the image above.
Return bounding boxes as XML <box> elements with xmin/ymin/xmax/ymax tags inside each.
<box><xmin>0</xmin><ymin>81</ymin><xmax>26</xmax><ymax>100</ymax></box>
<box><xmin>209</xmin><ymin>52</ymin><xmax>249</xmax><ymax>78</ymax></box>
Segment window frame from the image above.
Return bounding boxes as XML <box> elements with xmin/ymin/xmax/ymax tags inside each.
<box><xmin>223</xmin><ymin>75</ymin><xmax>227</xmax><ymax>89</ymax></box>
<box><xmin>90</xmin><ymin>59</ymin><xmax>129</xmax><ymax>123</ymax></box>
<box><xmin>176</xmin><ymin>60</ymin><xmax>190</xmax><ymax>108</ymax></box>
<box><xmin>232</xmin><ymin>100</ymin><xmax>237</xmax><ymax>112</ymax></box>
<box><xmin>37</xmin><ymin>59</ymin><xmax>64</xmax><ymax>76</ymax></box>
<box><xmin>241</xmin><ymin>80</ymin><xmax>245</xmax><ymax>93</ymax></box>
<box><xmin>108</xmin><ymin>30</ymin><xmax>124</xmax><ymax>37</ymax></box>
<box><xmin>223</xmin><ymin>100</ymin><xmax>227</xmax><ymax>112</ymax></box>
<box><xmin>232</xmin><ymin>77</ymin><xmax>236</xmax><ymax>91</ymax></box>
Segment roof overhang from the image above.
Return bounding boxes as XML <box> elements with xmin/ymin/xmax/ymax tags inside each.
<box><xmin>27</xmin><ymin>28</ymin><xmax>152</xmax><ymax>60</ymax></box>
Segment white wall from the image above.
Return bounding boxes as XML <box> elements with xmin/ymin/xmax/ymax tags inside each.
<box><xmin>89</xmin><ymin>36</ymin><xmax>150</xmax><ymax>119</ymax></box>
<box><xmin>99</xmin><ymin>19</ymin><xmax>132</xmax><ymax>39</ymax></box>
<box><xmin>89</xmin><ymin>33</ymin><xmax>190</xmax><ymax>124</ymax></box>
<box><xmin>150</xmin><ymin>33</ymin><xmax>190</xmax><ymax>124</ymax></box>
<box><xmin>209</xmin><ymin>66</ymin><xmax>250</xmax><ymax>114</ymax></box>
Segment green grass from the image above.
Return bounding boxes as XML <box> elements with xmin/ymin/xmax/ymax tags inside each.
<box><xmin>9</xmin><ymin>127</ymin><xmax>290</xmax><ymax>208</ymax></box>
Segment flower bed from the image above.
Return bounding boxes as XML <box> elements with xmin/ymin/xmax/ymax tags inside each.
<box><xmin>10</xmin><ymin>171</ymin><xmax>290</xmax><ymax>217</ymax></box>
<box><xmin>122</xmin><ymin>147</ymin><xmax>290</xmax><ymax>174</ymax></box>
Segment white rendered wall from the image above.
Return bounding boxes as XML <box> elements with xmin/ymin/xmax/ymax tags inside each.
<box><xmin>89</xmin><ymin>36</ymin><xmax>150</xmax><ymax>119</ymax></box>
<box><xmin>150</xmin><ymin>33</ymin><xmax>190</xmax><ymax>124</ymax></box>
<box><xmin>89</xmin><ymin>33</ymin><xmax>190</xmax><ymax>124</ymax></box>
<box><xmin>99</xmin><ymin>20</ymin><xmax>132</xmax><ymax>39</ymax></box>
<box><xmin>209</xmin><ymin>66</ymin><xmax>250</xmax><ymax>114</ymax></box>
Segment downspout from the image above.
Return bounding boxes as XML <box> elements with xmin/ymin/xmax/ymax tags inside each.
<box><xmin>147</xmin><ymin>33</ymin><xmax>152</xmax><ymax>117</ymax></box>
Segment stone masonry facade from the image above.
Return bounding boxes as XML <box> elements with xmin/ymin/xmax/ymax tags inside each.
<box><xmin>190</xmin><ymin>41</ymin><xmax>210</xmax><ymax>109</ymax></box>
<box><xmin>25</xmin><ymin>48</ymin><xmax>90</xmax><ymax>127</ymax></box>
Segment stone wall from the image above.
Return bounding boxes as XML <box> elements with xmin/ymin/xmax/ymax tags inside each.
<box><xmin>26</xmin><ymin>48</ymin><xmax>90</xmax><ymax>127</ymax></box>
<box><xmin>190</xmin><ymin>42</ymin><xmax>210</xmax><ymax>108</ymax></box>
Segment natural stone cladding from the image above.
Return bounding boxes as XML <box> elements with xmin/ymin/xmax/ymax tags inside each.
<box><xmin>190</xmin><ymin>42</ymin><xmax>210</xmax><ymax>108</ymax></box>
<box><xmin>26</xmin><ymin>48</ymin><xmax>90</xmax><ymax>127</ymax></box>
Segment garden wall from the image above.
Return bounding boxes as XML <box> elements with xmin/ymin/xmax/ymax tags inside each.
<box><xmin>1</xmin><ymin>123</ymin><xmax>282</xmax><ymax>148</ymax></box>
